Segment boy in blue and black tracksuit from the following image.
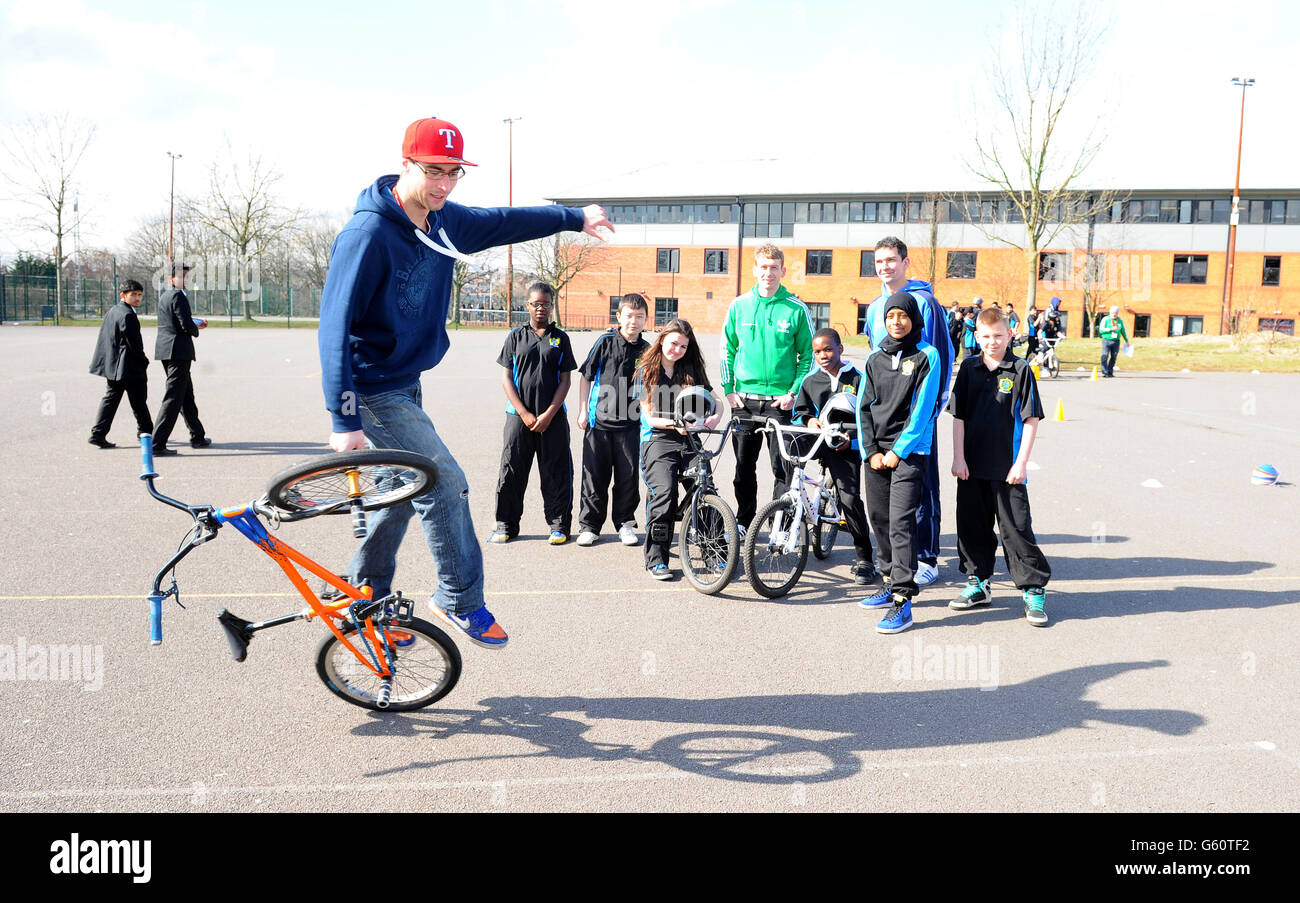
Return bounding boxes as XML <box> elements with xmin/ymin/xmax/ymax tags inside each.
<box><xmin>575</xmin><ymin>294</ymin><xmax>650</xmax><ymax>545</ymax></box>
<box><xmin>793</xmin><ymin>327</ymin><xmax>876</xmax><ymax>585</ymax></box>
<box><xmin>856</xmin><ymin>292</ymin><xmax>943</xmax><ymax>634</ymax></box>
<box><xmin>864</xmin><ymin>238</ymin><xmax>955</xmax><ymax>589</ymax></box>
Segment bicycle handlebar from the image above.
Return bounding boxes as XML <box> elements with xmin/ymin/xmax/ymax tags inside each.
<box><xmin>757</xmin><ymin>420</ymin><xmax>852</xmax><ymax>465</ymax></box>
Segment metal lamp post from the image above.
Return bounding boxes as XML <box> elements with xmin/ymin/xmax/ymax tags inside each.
<box><xmin>167</xmin><ymin>151</ymin><xmax>182</xmax><ymax>272</ymax></box>
<box><xmin>503</xmin><ymin>117</ymin><xmax>521</xmax><ymax>326</ymax></box>
<box><xmin>1219</xmin><ymin>78</ymin><xmax>1254</xmax><ymax>335</ymax></box>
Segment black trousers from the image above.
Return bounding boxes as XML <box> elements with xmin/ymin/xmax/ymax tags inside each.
<box><xmin>90</xmin><ymin>378</ymin><xmax>153</xmax><ymax>440</ymax></box>
<box><xmin>955</xmin><ymin>477</ymin><xmax>1052</xmax><ymax>589</ymax></box>
<box><xmin>863</xmin><ymin>453</ymin><xmax>928</xmax><ymax>596</ymax></box>
<box><xmin>153</xmin><ymin>359</ymin><xmax>206</xmax><ymax>448</ymax></box>
<box><xmin>915</xmin><ymin>449</ymin><xmax>942</xmax><ymax>565</ymax></box>
<box><xmin>494</xmin><ymin>414</ymin><xmax>572</xmax><ymax>535</ymax></box>
<box><xmin>640</xmin><ymin>434</ymin><xmax>696</xmax><ymax>568</ymax></box>
<box><xmin>731</xmin><ymin>398</ymin><xmax>792</xmax><ymax>526</ymax></box>
<box><xmin>818</xmin><ymin>448</ymin><xmax>873</xmax><ymax>562</ymax></box>
<box><xmin>579</xmin><ymin>426</ymin><xmax>640</xmax><ymax>533</ymax></box>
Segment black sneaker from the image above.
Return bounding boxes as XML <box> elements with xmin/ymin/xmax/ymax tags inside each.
<box><xmin>190</xmin><ymin>437</ymin><xmax>213</xmax><ymax>448</ymax></box>
<box><xmin>88</xmin><ymin>437</ymin><xmax>116</xmax><ymax>449</ymax></box>
<box><xmin>851</xmin><ymin>560</ymin><xmax>879</xmax><ymax>585</ymax></box>
<box><xmin>949</xmin><ymin>576</ymin><xmax>992</xmax><ymax>611</ymax></box>
<box><xmin>154</xmin><ymin>446</ymin><xmax>179</xmax><ymax>456</ymax></box>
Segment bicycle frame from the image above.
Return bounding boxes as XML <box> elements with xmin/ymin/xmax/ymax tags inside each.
<box><xmin>139</xmin><ymin>435</ymin><xmax>411</xmax><ymax>687</ymax></box>
<box><xmin>758</xmin><ymin>420</ymin><xmax>849</xmax><ymax>554</ymax></box>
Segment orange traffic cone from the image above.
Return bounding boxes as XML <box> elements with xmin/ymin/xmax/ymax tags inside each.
<box><xmin>1052</xmin><ymin>399</ymin><xmax>1066</xmax><ymax>422</ymax></box>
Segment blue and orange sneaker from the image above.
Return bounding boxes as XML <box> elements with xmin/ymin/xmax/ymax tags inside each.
<box><xmin>429</xmin><ymin>602</ymin><xmax>508</xmax><ymax>649</ymax></box>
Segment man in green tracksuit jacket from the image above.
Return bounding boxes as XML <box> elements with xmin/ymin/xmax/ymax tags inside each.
<box><xmin>720</xmin><ymin>242</ymin><xmax>815</xmax><ymax>527</ymax></box>
<box><xmin>1098</xmin><ymin>304</ymin><xmax>1130</xmax><ymax>378</ymax></box>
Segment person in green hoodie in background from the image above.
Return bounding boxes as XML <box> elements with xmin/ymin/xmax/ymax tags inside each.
<box><xmin>719</xmin><ymin>243</ymin><xmax>815</xmax><ymax>528</ymax></box>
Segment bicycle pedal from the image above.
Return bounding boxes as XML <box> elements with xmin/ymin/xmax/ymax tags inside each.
<box><xmin>393</xmin><ymin>593</ymin><xmax>413</xmax><ymax>624</ymax></box>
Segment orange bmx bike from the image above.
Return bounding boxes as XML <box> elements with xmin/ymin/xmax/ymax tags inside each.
<box><xmin>140</xmin><ymin>435</ymin><xmax>461</xmax><ymax>711</ymax></box>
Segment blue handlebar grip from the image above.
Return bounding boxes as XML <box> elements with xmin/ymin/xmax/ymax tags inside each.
<box><xmin>140</xmin><ymin>433</ymin><xmax>157</xmax><ymax>479</ymax></box>
<box><xmin>148</xmin><ymin>593</ymin><xmax>164</xmax><ymax>645</ymax></box>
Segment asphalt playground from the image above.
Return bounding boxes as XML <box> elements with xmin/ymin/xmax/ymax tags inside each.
<box><xmin>1</xmin><ymin>324</ymin><xmax>1298</xmax><ymax>814</ymax></box>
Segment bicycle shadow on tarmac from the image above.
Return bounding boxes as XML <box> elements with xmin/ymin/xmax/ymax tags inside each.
<box><xmin>355</xmin><ymin>660</ymin><xmax>1201</xmax><ymax>785</ymax></box>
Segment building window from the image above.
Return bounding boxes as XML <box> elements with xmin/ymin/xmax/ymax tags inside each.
<box><xmin>946</xmin><ymin>251</ymin><xmax>977</xmax><ymax>279</ymax></box>
<box><xmin>806</xmin><ymin>250</ymin><xmax>833</xmax><ymax>276</ymax></box>
<box><xmin>1132</xmin><ymin>314</ymin><xmax>1151</xmax><ymax>338</ymax></box>
<box><xmin>1259</xmin><ymin>318</ymin><xmax>1295</xmax><ymax>336</ymax></box>
<box><xmin>1262</xmin><ymin>256</ymin><xmax>1281</xmax><ymax>286</ymax></box>
<box><xmin>608</xmin><ymin>295</ymin><xmax>622</xmax><ymax>321</ymax></box>
<box><xmin>1038</xmin><ymin>252</ymin><xmax>1070</xmax><ymax>282</ymax></box>
<box><xmin>1168</xmin><ymin>315</ymin><xmax>1204</xmax><ymax>337</ymax></box>
<box><xmin>656</xmin><ymin>248</ymin><xmax>679</xmax><ymax>274</ymax></box>
<box><xmin>807</xmin><ymin>303</ymin><xmax>830</xmax><ymax>331</ymax></box>
<box><xmin>703</xmin><ymin>249</ymin><xmax>729</xmax><ymax>274</ymax></box>
<box><xmin>742</xmin><ymin>201</ymin><xmax>795</xmax><ymax>238</ymax></box>
<box><xmin>1172</xmin><ymin>254</ymin><xmax>1208</xmax><ymax>285</ymax></box>
<box><xmin>654</xmin><ymin>297</ymin><xmax>678</xmax><ymax>326</ymax></box>
<box><xmin>856</xmin><ymin>303</ymin><xmax>870</xmax><ymax>336</ymax></box>
<box><xmin>860</xmin><ymin>250</ymin><xmax>876</xmax><ymax>278</ymax></box>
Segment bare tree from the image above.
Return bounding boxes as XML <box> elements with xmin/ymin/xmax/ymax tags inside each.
<box><xmin>520</xmin><ymin>233</ymin><xmax>607</xmax><ymax>328</ymax></box>
<box><xmin>1</xmin><ymin>114</ymin><xmax>96</xmax><ymax>319</ymax></box>
<box><xmin>194</xmin><ymin>141</ymin><xmax>300</xmax><ymax>319</ymax></box>
<box><xmin>962</xmin><ymin>2</ymin><xmax>1120</xmax><ymax>311</ymax></box>
<box><xmin>290</xmin><ymin>212</ymin><xmax>346</xmax><ymax>295</ymax></box>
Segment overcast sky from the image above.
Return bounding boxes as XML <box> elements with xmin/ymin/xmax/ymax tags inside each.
<box><xmin>1</xmin><ymin>0</ymin><xmax>1295</xmax><ymax>257</ymax></box>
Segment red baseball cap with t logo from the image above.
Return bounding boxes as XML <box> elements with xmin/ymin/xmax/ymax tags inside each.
<box><xmin>402</xmin><ymin>117</ymin><xmax>478</xmax><ymax>167</ymax></box>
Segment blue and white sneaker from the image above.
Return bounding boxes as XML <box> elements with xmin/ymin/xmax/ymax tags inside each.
<box><xmin>858</xmin><ymin>578</ymin><xmax>893</xmax><ymax>608</ymax></box>
<box><xmin>649</xmin><ymin>564</ymin><xmax>672</xmax><ymax>581</ymax></box>
<box><xmin>875</xmin><ymin>596</ymin><xmax>913</xmax><ymax>634</ymax></box>
<box><xmin>428</xmin><ymin>602</ymin><xmax>509</xmax><ymax>649</ymax></box>
<box><xmin>915</xmin><ymin>561</ymin><xmax>940</xmax><ymax>586</ymax></box>
<box><xmin>549</xmin><ymin>530</ymin><xmax>568</xmax><ymax>545</ymax></box>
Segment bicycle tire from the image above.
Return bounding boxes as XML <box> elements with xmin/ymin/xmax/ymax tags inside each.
<box><xmin>678</xmin><ymin>493</ymin><xmax>739</xmax><ymax>595</ymax></box>
<box><xmin>1046</xmin><ymin>352</ymin><xmax>1060</xmax><ymax>379</ymax></box>
<box><xmin>743</xmin><ymin>497</ymin><xmax>808</xmax><ymax>599</ymax></box>
<box><xmin>266</xmin><ymin>450</ymin><xmax>437</xmax><ymax>514</ymax></box>
<box><xmin>811</xmin><ymin>495</ymin><xmax>838</xmax><ymax>561</ymax></box>
<box><xmin>315</xmin><ymin>616</ymin><xmax>461</xmax><ymax>712</ymax></box>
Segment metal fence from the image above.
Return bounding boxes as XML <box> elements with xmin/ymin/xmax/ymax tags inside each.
<box><xmin>2</xmin><ymin>274</ymin><xmax>616</xmax><ymax>331</ymax></box>
<box><xmin>0</xmin><ymin>274</ymin><xmax>324</xmax><ymax>323</ymax></box>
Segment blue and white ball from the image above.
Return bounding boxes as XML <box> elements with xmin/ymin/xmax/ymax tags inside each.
<box><xmin>1251</xmin><ymin>464</ymin><xmax>1280</xmax><ymax>486</ymax></box>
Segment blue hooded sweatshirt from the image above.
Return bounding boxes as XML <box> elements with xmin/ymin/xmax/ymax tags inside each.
<box><xmin>319</xmin><ymin>175</ymin><xmax>585</xmax><ymax>432</ymax></box>
<box><xmin>863</xmin><ymin>278</ymin><xmax>955</xmax><ymax>415</ymax></box>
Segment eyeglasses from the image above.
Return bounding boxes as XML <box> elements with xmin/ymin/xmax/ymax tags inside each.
<box><xmin>527</xmin><ymin>300</ymin><xmax>553</xmax><ymax>310</ymax></box>
<box><xmin>409</xmin><ymin>160</ymin><xmax>465</xmax><ymax>182</ymax></box>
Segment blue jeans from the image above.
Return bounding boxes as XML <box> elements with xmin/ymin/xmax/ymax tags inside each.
<box><xmin>348</xmin><ymin>382</ymin><xmax>485</xmax><ymax>617</ymax></box>
<box><xmin>1101</xmin><ymin>339</ymin><xmax>1120</xmax><ymax>376</ymax></box>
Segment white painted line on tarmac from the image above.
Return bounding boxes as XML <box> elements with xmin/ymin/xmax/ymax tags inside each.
<box><xmin>0</xmin><ymin>740</ymin><xmax>1286</xmax><ymax>804</ymax></box>
<box><xmin>1140</xmin><ymin>403</ymin><xmax>1300</xmax><ymax>435</ymax></box>
<box><xmin>5</xmin><ymin>573</ymin><xmax>1299</xmax><ymax>603</ymax></box>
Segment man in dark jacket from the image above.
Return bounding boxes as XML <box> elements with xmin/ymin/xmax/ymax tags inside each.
<box><xmin>88</xmin><ymin>279</ymin><xmax>153</xmax><ymax>448</ymax></box>
<box><xmin>152</xmin><ymin>263</ymin><xmax>209</xmax><ymax>455</ymax></box>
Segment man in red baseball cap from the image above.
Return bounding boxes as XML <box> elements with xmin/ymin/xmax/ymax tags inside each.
<box><xmin>318</xmin><ymin>116</ymin><xmax>613</xmax><ymax>650</ymax></box>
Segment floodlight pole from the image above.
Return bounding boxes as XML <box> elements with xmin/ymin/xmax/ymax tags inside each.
<box><xmin>1219</xmin><ymin>78</ymin><xmax>1253</xmax><ymax>335</ymax></box>
<box><xmin>167</xmin><ymin>151</ymin><xmax>183</xmax><ymax>270</ymax></box>
<box><xmin>503</xmin><ymin>117</ymin><xmax>521</xmax><ymax>326</ymax></box>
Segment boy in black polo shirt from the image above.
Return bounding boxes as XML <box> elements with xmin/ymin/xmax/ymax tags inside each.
<box><xmin>794</xmin><ymin>328</ymin><xmax>877</xmax><ymax>585</ymax></box>
<box><xmin>575</xmin><ymin>293</ymin><xmax>650</xmax><ymax>547</ymax></box>
<box><xmin>949</xmin><ymin>307</ymin><xmax>1052</xmax><ymax>625</ymax></box>
<box><xmin>490</xmin><ymin>282</ymin><xmax>576</xmax><ymax>545</ymax></box>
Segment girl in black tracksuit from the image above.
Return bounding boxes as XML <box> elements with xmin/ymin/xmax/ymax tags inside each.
<box><xmin>636</xmin><ymin>318</ymin><xmax>722</xmax><ymax>578</ymax></box>
<box><xmin>856</xmin><ymin>292</ymin><xmax>944</xmax><ymax>633</ymax></box>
